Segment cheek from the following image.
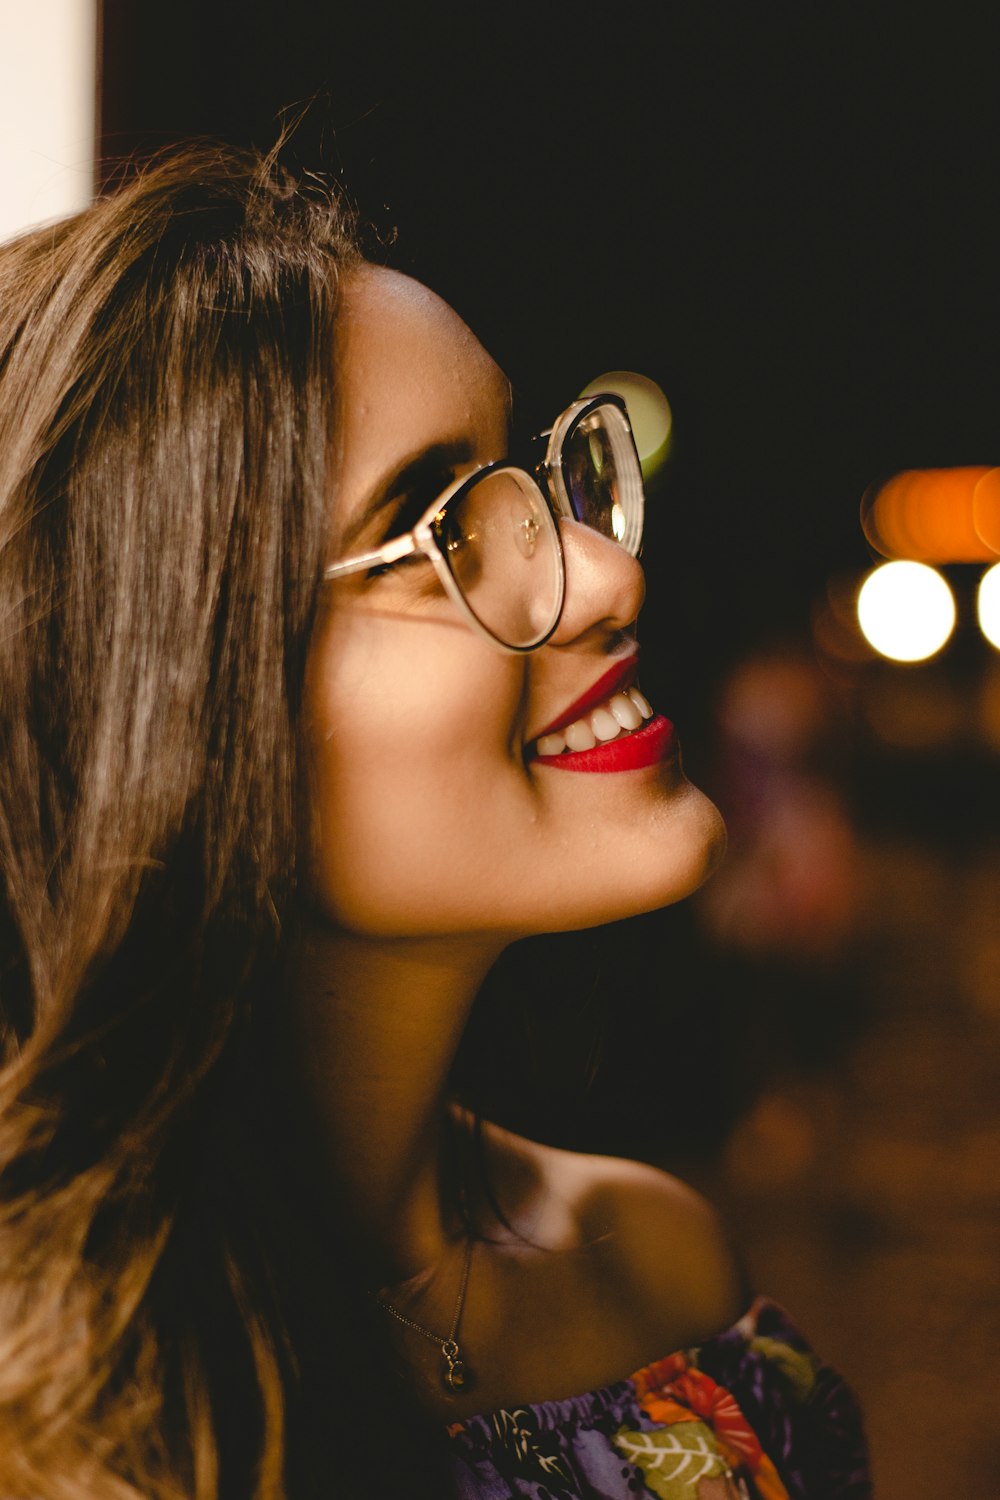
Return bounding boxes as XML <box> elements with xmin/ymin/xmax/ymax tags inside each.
<box><xmin>301</xmin><ymin>611</ymin><xmax>528</xmax><ymax>935</ymax></box>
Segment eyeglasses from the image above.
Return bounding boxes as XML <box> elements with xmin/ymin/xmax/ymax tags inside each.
<box><xmin>323</xmin><ymin>394</ymin><xmax>645</xmax><ymax>652</ymax></box>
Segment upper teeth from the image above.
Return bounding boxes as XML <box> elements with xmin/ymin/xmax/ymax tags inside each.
<box><xmin>536</xmin><ymin>686</ymin><xmax>653</xmax><ymax>756</ymax></box>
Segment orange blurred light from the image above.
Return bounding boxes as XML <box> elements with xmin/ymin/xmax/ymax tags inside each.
<box><xmin>972</xmin><ymin>467</ymin><xmax>1000</xmax><ymax>553</ymax></box>
<box><xmin>861</xmin><ymin>466</ymin><xmax>998</xmax><ymax>563</ymax></box>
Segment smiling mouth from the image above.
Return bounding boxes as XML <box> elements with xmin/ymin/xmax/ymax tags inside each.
<box><xmin>531</xmin><ymin>685</ymin><xmax>654</xmax><ymax>758</ymax></box>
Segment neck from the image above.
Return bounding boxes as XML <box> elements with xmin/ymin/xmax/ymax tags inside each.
<box><xmin>284</xmin><ymin>919</ymin><xmax>505</xmax><ymax>1281</ymax></box>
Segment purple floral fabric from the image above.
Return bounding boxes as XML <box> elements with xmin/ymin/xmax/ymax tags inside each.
<box><xmin>446</xmin><ymin>1299</ymin><xmax>871</xmax><ymax>1500</ymax></box>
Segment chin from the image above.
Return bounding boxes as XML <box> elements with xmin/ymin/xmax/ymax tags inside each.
<box><xmin>688</xmin><ymin>788</ymin><xmax>728</xmax><ymax>885</ymax></box>
<box><xmin>529</xmin><ymin>782</ymin><xmax>727</xmax><ymax>937</ymax></box>
<box><xmin>311</xmin><ymin>782</ymin><xmax>727</xmax><ymax>944</ymax></box>
<box><xmin>623</xmin><ymin>778</ymin><xmax>728</xmax><ymax>909</ymax></box>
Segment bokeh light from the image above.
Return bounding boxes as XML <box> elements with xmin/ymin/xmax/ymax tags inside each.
<box><xmin>976</xmin><ymin>562</ymin><xmax>1000</xmax><ymax>651</ymax></box>
<box><xmin>861</xmin><ymin>467</ymin><xmax>998</xmax><ymax>563</ymax></box>
<box><xmin>857</xmin><ymin>561</ymin><xmax>956</xmax><ymax>662</ymax></box>
<box><xmin>972</xmin><ymin>468</ymin><xmax>1000</xmax><ymax>554</ymax></box>
<box><xmin>579</xmin><ymin>371</ymin><xmax>672</xmax><ymax>481</ymax></box>
<box><xmin>812</xmin><ymin>572</ymin><xmax>878</xmax><ymax>665</ymax></box>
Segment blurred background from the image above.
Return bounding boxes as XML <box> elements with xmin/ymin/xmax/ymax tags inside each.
<box><xmin>4</xmin><ymin>2</ymin><xmax>1000</xmax><ymax>1494</ymax></box>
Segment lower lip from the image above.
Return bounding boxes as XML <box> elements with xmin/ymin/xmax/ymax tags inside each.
<box><xmin>532</xmin><ymin>714</ymin><xmax>678</xmax><ymax>773</ymax></box>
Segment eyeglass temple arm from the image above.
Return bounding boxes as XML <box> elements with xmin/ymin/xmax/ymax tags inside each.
<box><xmin>324</xmin><ymin>532</ymin><xmax>420</xmax><ymax>581</ymax></box>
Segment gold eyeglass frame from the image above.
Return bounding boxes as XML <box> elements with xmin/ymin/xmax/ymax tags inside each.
<box><xmin>322</xmin><ymin>393</ymin><xmax>643</xmax><ymax>652</ymax></box>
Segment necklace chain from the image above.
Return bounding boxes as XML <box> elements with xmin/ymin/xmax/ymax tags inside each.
<box><xmin>376</xmin><ymin>1237</ymin><xmax>476</xmax><ymax>1394</ymax></box>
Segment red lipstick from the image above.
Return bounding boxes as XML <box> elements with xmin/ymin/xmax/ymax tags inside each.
<box><xmin>535</xmin><ymin>714</ymin><xmax>677</xmax><ymax>773</ymax></box>
<box><xmin>528</xmin><ymin>650</ymin><xmax>679</xmax><ymax>774</ymax></box>
<box><xmin>530</xmin><ymin>653</ymin><xmax>641</xmax><ymax>742</ymax></box>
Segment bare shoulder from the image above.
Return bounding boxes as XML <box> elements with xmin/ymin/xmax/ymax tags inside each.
<box><xmin>580</xmin><ymin>1152</ymin><xmax>746</xmax><ymax>1348</ymax></box>
<box><xmin>506</xmin><ymin>1132</ymin><xmax>747</xmax><ymax>1349</ymax></box>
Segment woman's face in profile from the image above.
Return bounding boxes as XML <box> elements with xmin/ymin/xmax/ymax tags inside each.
<box><xmin>302</xmin><ymin>266</ymin><xmax>725</xmax><ymax>940</ymax></box>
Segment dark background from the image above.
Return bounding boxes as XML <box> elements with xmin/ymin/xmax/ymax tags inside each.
<box><xmin>98</xmin><ymin>0</ymin><xmax>1000</xmax><ymax>1120</ymax></box>
<box><xmin>100</xmin><ymin>1</ymin><xmax>1000</xmax><ymax>679</ymax></box>
<box><xmin>98</xmin><ymin>10</ymin><xmax>1000</xmax><ymax>1492</ymax></box>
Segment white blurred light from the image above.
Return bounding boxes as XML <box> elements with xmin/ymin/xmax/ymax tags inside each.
<box><xmin>977</xmin><ymin>563</ymin><xmax>1000</xmax><ymax>651</ymax></box>
<box><xmin>579</xmin><ymin>371</ymin><xmax>673</xmax><ymax>479</ymax></box>
<box><xmin>0</xmin><ymin>0</ymin><xmax>97</xmax><ymax>243</ymax></box>
<box><xmin>857</xmin><ymin>561</ymin><xmax>956</xmax><ymax>662</ymax></box>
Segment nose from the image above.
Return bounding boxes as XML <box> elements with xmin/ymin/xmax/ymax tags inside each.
<box><xmin>547</xmin><ymin>516</ymin><xmax>646</xmax><ymax>646</ymax></box>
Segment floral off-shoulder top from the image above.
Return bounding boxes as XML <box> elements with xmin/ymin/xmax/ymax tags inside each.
<box><xmin>446</xmin><ymin>1299</ymin><xmax>871</xmax><ymax>1499</ymax></box>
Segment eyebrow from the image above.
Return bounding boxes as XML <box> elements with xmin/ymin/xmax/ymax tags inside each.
<box><xmin>338</xmin><ymin>438</ymin><xmax>479</xmax><ymax>552</ymax></box>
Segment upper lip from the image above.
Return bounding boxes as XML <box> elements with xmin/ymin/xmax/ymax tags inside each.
<box><xmin>529</xmin><ymin>651</ymin><xmax>641</xmax><ymax>742</ymax></box>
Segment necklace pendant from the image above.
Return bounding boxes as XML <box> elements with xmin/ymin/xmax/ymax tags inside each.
<box><xmin>441</xmin><ymin>1339</ymin><xmax>471</xmax><ymax>1393</ymax></box>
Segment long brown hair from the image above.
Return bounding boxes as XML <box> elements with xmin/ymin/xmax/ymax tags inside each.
<box><xmin>0</xmin><ymin>144</ymin><xmax>367</xmax><ymax>1498</ymax></box>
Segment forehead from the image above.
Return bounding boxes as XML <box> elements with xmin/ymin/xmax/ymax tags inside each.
<box><xmin>333</xmin><ymin>265</ymin><xmax>510</xmax><ymax>498</ymax></box>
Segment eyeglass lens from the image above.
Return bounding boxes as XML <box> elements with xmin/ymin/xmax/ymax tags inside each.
<box><xmin>433</xmin><ymin>402</ymin><xmax>643</xmax><ymax>649</ymax></box>
<box><xmin>435</xmin><ymin>469</ymin><xmax>563</xmax><ymax>649</ymax></box>
<box><xmin>561</xmin><ymin>405</ymin><xmax>644</xmax><ymax>557</ymax></box>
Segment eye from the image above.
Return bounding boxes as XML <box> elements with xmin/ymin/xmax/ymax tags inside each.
<box><xmin>365</xmin><ymin>557</ymin><xmax>419</xmax><ymax>580</ymax></box>
<box><xmin>382</xmin><ymin>471</ymin><xmax>456</xmax><ymax>544</ymax></box>
<box><xmin>363</xmin><ymin>471</ymin><xmax>457</xmax><ymax>582</ymax></box>
<box><xmin>365</xmin><ymin>547</ymin><xmax>433</xmax><ymax>583</ymax></box>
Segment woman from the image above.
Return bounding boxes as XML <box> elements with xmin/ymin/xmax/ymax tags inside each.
<box><xmin>0</xmin><ymin>146</ymin><xmax>869</xmax><ymax>1498</ymax></box>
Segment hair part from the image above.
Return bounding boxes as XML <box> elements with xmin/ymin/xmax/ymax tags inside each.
<box><xmin>0</xmin><ymin>142</ymin><xmax>361</xmax><ymax>1499</ymax></box>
